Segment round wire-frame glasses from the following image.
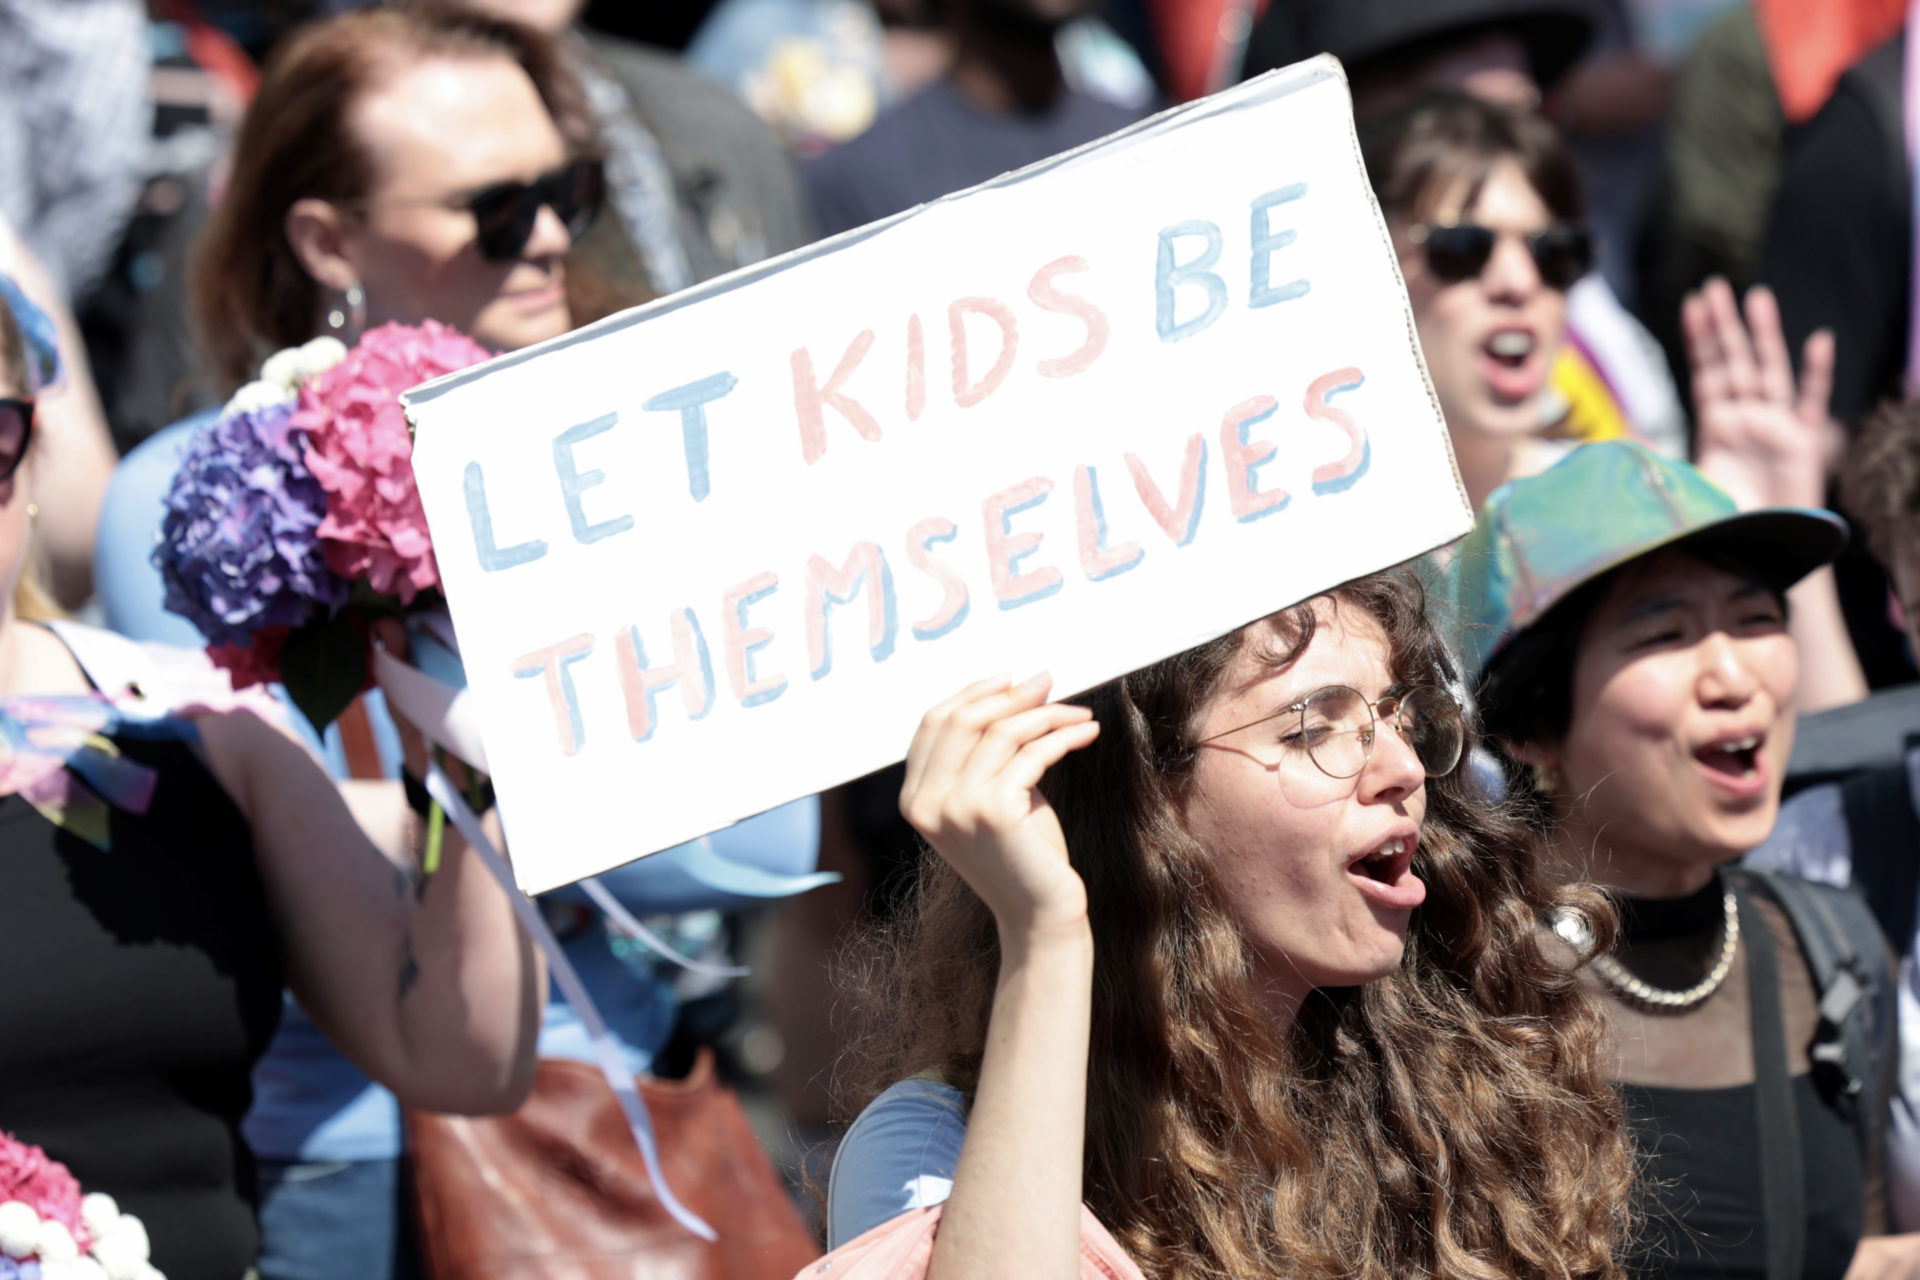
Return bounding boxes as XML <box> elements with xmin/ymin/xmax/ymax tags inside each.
<box><xmin>1195</xmin><ymin>684</ymin><xmax>1466</xmax><ymax>781</ymax></box>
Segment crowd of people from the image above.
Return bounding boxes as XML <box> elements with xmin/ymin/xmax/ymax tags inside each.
<box><xmin>7</xmin><ymin>0</ymin><xmax>1920</xmax><ymax>1278</ymax></box>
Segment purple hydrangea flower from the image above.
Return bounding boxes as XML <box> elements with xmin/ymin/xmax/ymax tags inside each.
<box><xmin>155</xmin><ymin>400</ymin><xmax>348</xmax><ymax>648</ymax></box>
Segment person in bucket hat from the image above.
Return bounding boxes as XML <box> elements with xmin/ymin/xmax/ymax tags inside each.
<box><xmin>1451</xmin><ymin>440</ymin><xmax>1920</xmax><ymax>1280</ymax></box>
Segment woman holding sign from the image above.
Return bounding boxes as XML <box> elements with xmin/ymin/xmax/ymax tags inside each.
<box><xmin>824</xmin><ymin>567</ymin><xmax>1631</xmax><ymax>1279</ymax></box>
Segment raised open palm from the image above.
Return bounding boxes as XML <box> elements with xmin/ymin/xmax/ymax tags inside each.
<box><xmin>1684</xmin><ymin>277</ymin><xmax>1836</xmax><ymax>512</ymax></box>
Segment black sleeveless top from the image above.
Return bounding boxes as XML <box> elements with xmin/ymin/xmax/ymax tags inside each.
<box><xmin>1622</xmin><ymin>1074</ymin><xmax>1864</xmax><ymax>1279</ymax></box>
<box><xmin>1611</xmin><ymin>878</ymin><xmax>1867</xmax><ymax>1280</ymax></box>
<box><xmin>0</xmin><ymin>732</ymin><xmax>284</xmax><ymax>1280</ymax></box>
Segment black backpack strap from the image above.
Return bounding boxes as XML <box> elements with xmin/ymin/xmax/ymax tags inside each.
<box><xmin>1841</xmin><ymin>762</ymin><xmax>1920</xmax><ymax>956</ymax></box>
<box><xmin>1737</xmin><ymin>867</ymin><xmax>1897</xmax><ymax>1171</ymax></box>
<box><xmin>1737</xmin><ymin>878</ymin><xmax>1805</xmax><ymax>1280</ymax></box>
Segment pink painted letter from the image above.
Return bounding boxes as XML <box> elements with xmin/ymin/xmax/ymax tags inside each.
<box><xmin>1028</xmin><ymin>256</ymin><xmax>1109</xmax><ymax>378</ymax></box>
<box><xmin>982</xmin><ymin>477</ymin><xmax>1064</xmax><ymax>609</ymax></box>
<box><xmin>949</xmin><ymin>298</ymin><xmax>1019</xmax><ymax>409</ymax></box>
<box><xmin>792</xmin><ymin>330</ymin><xmax>881</xmax><ymax>465</ymax></box>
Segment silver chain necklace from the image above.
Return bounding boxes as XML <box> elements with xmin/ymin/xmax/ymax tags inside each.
<box><xmin>1564</xmin><ymin>889</ymin><xmax>1741</xmax><ymax>1012</ymax></box>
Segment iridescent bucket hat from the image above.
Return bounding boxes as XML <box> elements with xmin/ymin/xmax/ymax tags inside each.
<box><xmin>1448</xmin><ymin>441</ymin><xmax>1848</xmax><ymax>678</ymax></box>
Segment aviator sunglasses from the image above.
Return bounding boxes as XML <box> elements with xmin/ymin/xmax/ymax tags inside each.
<box><xmin>0</xmin><ymin>398</ymin><xmax>32</xmax><ymax>485</ymax></box>
<box><xmin>464</xmin><ymin>157</ymin><xmax>605</xmax><ymax>263</ymax></box>
<box><xmin>1408</xmin><ymin>221</ymin><xmax>1594</xmax><ymax>291</ymax></box>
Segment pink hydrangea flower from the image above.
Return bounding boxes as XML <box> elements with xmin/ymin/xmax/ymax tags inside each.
<box><xmin>296</xmin><ymin>321</ymin><xmax>492</xmax><ymax>605</ymax></box>
<box><xmin>0</xmin><ymin>1133</ymin><xmax>89</xmax><ymax>1251</ymax></box>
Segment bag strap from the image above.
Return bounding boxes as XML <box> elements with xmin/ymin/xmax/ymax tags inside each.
<box><xmin>1841</xmin><ymin>762</ymin><xmax>1920</xmax><ymax>957</ymax></box>
<box><xmin>1739</xmin><ymin>868</ymin><xmax>1897</xmax><ymax>1170</ymax></box>
<box><xmin>1739</xmin><ymin>879</ymin><xmax>1806</xmax><ymax>1280</ymax></box>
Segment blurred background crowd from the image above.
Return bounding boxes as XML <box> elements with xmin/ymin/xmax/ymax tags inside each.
<box><xmin>12</xmin><ymin>0</ymin><xmax>1920</xmax><ymax>1277</ymax></box>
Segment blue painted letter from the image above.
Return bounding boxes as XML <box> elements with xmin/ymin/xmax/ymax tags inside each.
<box><xmin>1155</xmin><ymin>220</ymin><xmax>1227</xmax><ymax>343</ymax></box>
<box><xmin>643</xmin><ymin>371</ymin><xmax>739</xmax><ymax>502</ymax></box>
<box><xmin>1250</xmin><ymin>183</ymin><xmax>1310</xmax><ymax>308</ymax></box>
<box><xmin>554</xmin><ymin>412</ymin><xmax>635</xmax><ymax>545</ymax></box>
<box><xmin>465</xmin><ymin>460</ymin><xmax>548</xmax><ymax>572</ymax></box>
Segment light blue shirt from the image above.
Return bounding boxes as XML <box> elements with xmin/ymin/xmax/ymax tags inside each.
<box><xmin>827</xmin><ymin>1078</ymin><xmax>968</xmax><ymax>1250</ymax></box>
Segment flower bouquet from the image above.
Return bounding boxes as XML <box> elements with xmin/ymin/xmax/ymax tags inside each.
<box><xmin>0</xmin><ymin>1131</ymin><xmax>163</xmax><ymax>1280</ymax></box>
<box><xmin>154</xmin><ymin>322</ymin><xmax>491</xmax><ymax>736</ymax></box>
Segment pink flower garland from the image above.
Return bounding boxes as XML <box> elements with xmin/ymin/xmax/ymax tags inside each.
<box><xmin>296</xmin><ymin>321</ymin><xmax>493</xmax><ymax>605</ymax></box>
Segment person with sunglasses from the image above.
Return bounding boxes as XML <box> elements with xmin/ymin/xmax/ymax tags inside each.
<box><xmin>1362</xmin><ymin>90</ymin><xmax>1604</xmax><ymax>512</ymax></box>
<box><xmin>820</xmin><ymin>568</ymin><xmax>1633</xmax><ymax>1279</ymax></box>
<box><xmin>1453</xmin><ymin>440</ymin><xmax>1920</xmax><ymax>1280</ymax></box>
<box><xmin>1363</xmin><ymin>91</ymin><xmax>1868</xmax><ymax>716</ymax></box>
<box><xmin>88</xmin><ymin>14</ymin><xmax>595</xmax><ymax>1280</ymax></box>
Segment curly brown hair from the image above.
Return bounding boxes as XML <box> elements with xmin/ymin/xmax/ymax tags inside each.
<box><xmin>836</xmin><ymin>567</ymin><xmax>1631</xmax><ymax>1280</ymax></box>
<box><xmin>1841</xmin><ymin>399</ymin><xmax>1920</xmax><ymax>571</ymax></box>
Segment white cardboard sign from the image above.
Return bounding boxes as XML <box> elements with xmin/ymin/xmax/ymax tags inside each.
<box><xmin>405</xmin><ymin>57</ymin><xmax>1471</xmax><ymax>895</ymax></box>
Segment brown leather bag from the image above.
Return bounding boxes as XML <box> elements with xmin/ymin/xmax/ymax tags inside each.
<box><xmin>406</xmin><ymin>1051</ymin><xmax>822</xmax><ymax>1280</ymax></box>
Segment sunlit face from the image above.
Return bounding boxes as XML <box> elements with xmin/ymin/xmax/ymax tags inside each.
<box><xmin>1396</xmin><ymin>158</ymin><xmax>1568</xmax><ymax>445</ymax></box>
<box><xmin>1183</xmin><ymin>601</ymin><xmax>1430</xmax><ymax>1011</ymax></box>
<box><xmin>343</xmin><ymin>54</ymin><xmax>573</xmax><ymax>352</ymax></box>
<box><xmin>1555</xmin><ymin>550</ymin><xmax>1799</xmax><ymax>876</ymax></box>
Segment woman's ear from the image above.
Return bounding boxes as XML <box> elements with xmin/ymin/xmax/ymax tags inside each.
<box><xmin>284</xmin><ymin>198</ymin><xmax>361</xmax><ymax>294</ymax></box>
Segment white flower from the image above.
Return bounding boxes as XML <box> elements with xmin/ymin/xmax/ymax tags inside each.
<box><xmin>296</xmin><ymin>336</ymin><xmax>349</xmax><ymax>381</ymax></box>
<box><xmin>66</xmin><ymin>1255</ymin><xmax>108</xmax><ymax>1280</ymax></box>
<box><xmin>0</xmin><ymin>1200</ymin><xmax>38</xmax><ymax>1258</ymax></box>
<box><xmin>37</xmin><ymin>1218</ymin><xmax>80</xmax><ymax>1263</ymax></box>
<box><xmin>79</xmin><ymin>1193</ymin><xmax>118</xmax><ymax>1240</ymax></box>
<box><xmin>222</xmin><ymin>379</ymin><xmax>293</xmax><ymax>417</ymax></box>
<box><xmin>259</xmin><ymin>347</ymin><xmax>306</xmax><ymax>391</ymax></box>
<box><xmin>103</xmin><ymin>1215</ymin><xmax>148</xmax><ymax>1261</ymax></box>
<box><xmin>92</xmin><ymin>1215</ymin><xmax>149</xmax><ymax>1274</ymax></box>
<box><xmin>135</xmin><ymin>1262</ymin><xmax>166</xmax><ymax>1280</ymax></box>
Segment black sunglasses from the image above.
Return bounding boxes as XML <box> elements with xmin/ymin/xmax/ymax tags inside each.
<box><xmin>0</xmin><ymin>398</ymin><xmax>32</xmax><ymax>484</ymax></box>
<box><xmin>465</xmin><ymin>158</ymin><xmax>605</xmax><ymax>263</ymax></box>
<box><xmin>1409</xmin><ymin>221</ymin><xmax>1594</xmax><ymax>291</ymax></box>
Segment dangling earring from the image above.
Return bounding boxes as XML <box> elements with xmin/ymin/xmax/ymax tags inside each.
<box><xmin>24</xmin><ymin>503</ymin><xmax>37</xmax><ymax>520</ymax></box>
<box><xmin>327</xmin><ymin>283</ymin><xmax>366</xmax><ymax>337</ymax></box>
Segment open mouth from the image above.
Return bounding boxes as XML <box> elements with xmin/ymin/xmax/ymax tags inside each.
<box><xmin>1694</xmin><ymin>733</ymin><xmax>1763</xmax><ymax>782</ymax></box>
<box><xmin>1346</xmin><ymin>836</ymin><xmax>1427</xmax><ymax>910</ymax></box>
<box><xmin>1352</xmin><ymin>838</ymin><xmax>1412</xmax><ymax>884</ymax></box>
<box><xmin>1485</xmin><ymin>328</ymin><xmax>1535</xmax><ymax>370</ymax></box>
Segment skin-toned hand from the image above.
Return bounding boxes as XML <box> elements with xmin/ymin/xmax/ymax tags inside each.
<box><xmin>1846</xmin><ymin>1232</ymin><xmax>1920</xmax><ymax>1280</ymax></box>
<box><xmin>898</xmin><ymin>674</ymin><xmax>1101</xmax><ymax>1280</ymax></box>
<box><xmin>1682</xmin><ymin>276</ymin><xmax>1867</xmax><ymax>711</ymax></box>
<box><xmin>899</xmin><ymin>672</ymin><xmax>1099</xmax><ymax>940</ymax></box>
<box><xmin>1684</xmin><ymin>276</ymin><xmax>1836</xmax><ymax>512</ymax></box>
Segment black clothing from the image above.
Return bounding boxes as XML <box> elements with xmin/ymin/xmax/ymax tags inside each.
<box><xmin>1605</xmin><ymin>875</ymin><xmax>1879</xmax><ymax>1280</ymax></box>
<box><xmin>1241</xmin><ymin>0</ymin><xmax>1597</xmax><ymax>93</ymax></box>
<box><xmin>1759</xmin><ymin>37</ymin><xmax>1914</xmax><ymax>689</ymax></box>
<box><xmin>1761</xmin><ymin>41</ymin><xmax>1910</xmax><ymax>431</ymax></box>
<box><xmin>1623</xmin><ymin>1074</ymin><xmax>1865</xmax><ymax>1280</ymax></box>
<box><xmin>0</xmin><ymin>734</ymin><xmax>284</xmax><ymax>1280</ymax></box>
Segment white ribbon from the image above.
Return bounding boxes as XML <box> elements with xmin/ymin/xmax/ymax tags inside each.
<box><xmin>424</xmin><ymin>764</ymin><xmax>718</xmax><ymax>1242</ymax></box>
